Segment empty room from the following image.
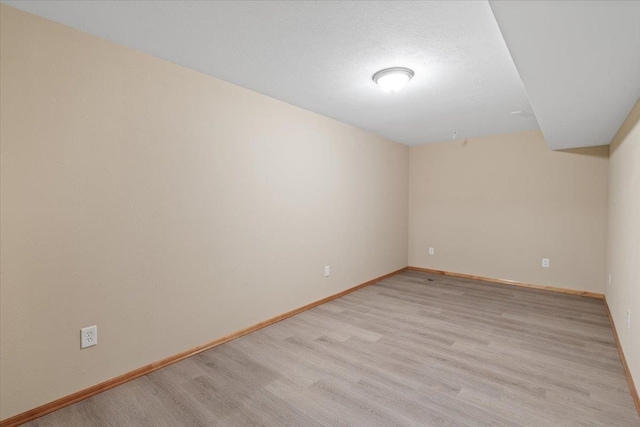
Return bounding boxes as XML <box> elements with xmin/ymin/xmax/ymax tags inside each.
<box><xmin>1</xmin><ymin>1</ymin><xmax>639</xmax><ymax>426</ymax></box>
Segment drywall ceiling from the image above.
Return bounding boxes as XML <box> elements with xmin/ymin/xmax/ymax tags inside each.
<box><xmin>490</xmin><ymin>0</ymin><xmax>640</xmax><ymax>150</ymax></box>
<box><xmin>1</xmin><ymin>0</ymin><xmax>538</xmax><ymax>146</ymax></box>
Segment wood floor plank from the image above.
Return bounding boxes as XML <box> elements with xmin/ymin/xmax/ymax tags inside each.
<box><xmin>25</xmin><ymin>271</ymin><xmax>640</xmax><ymax>426</ymax></box>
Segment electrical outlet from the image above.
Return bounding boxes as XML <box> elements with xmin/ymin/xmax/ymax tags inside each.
<box><xmin>627</xmin><ymin>309</ymin><xmax>631</xmax><ymax>329</ymax></box>
<box><xmin>428</xmin><ymin>247</ymin><xmax>435</xmax><ymax>255</ymax></box>
<box><xmin>324</xmin><ymin>265</ymin><xmax>330</xmax><ymax>277</ymax></box>
<box><xmin>608</xmin><ymin>273</ymin><xmax>612</xmax><ymax>287</ymax></box>
<box><xmin>542</xmin><ymin>258</ymin><xmax>550</xmax><ymax>268</ymax></box>
<box><xmin>81</xmin><ymin>325</ymin><xmax>97</xmax><ymax>349</ymax></box>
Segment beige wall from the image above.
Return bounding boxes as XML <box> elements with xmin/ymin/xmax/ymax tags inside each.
<box><xmin>607</xmin><ymin>97</ymin><xmax>640</xmax><ymax>391</ymax></box>
<box><xmin>2</xmin><ymin>3</ymin><xmax>631</xmax><ymax>422</ymax></box>
<box><xmin>409</xmin><ymin>130</ymin><xmax>609</xmax><ymax>293</ymax></box>
<box><xmin>0</xmin><ymin>5</ymin><xmax>409</xmax><ymax>419</ymax></box>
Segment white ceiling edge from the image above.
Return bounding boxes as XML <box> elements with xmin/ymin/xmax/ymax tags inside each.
<box><xmin>1</xmin><ymin>0</ymin><xmax>538</xmax><ymax>147</ymax></box>
<box><xmin>490</xmin><ymin>0</ymin><xmax>640</xmax><ymax>151</ymax></box>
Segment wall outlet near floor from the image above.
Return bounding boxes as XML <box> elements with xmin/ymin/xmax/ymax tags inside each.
<box><xmin>324</xmin><ymin>265</ymin><xmax>330</xmax><ymax>277</ymax></box>
<box><xmin>627</xmin><ymin>309</ymin><xmax>631</xmax><ymax>329</ymax></box>
<box><xmin>81</xmin><ymin>325</ymin><xmax>97</xmax><ymax>349</ymax></box>
<box><xmin>608</xmin><ymin>273</ymin><xmax>612</xmax><ymax>287</ymax></box>
<box><xmin>541</xmin><ymin>258</ymin><xmax>550</xmax><ymax>268</ymax></box>
<box><xmin>428</xmin><ymin>247</ymin><xmax>435</xmax><ymax>255</ymax></box>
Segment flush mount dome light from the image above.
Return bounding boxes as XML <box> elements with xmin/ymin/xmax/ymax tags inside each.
<box><xmin>372</xmin><ymin>67</ymin><xmax>414</xmax><ymax>93</ymax></box>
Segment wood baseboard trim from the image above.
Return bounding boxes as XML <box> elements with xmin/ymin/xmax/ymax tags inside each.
<box><xmin>603</xmin><ymin>296</ymin><xmax>640</xmax><ymax>417</ymax></box>
<box><xmin>407</xmin><ymin>266</ymin><xmax>604</xmax><ymax>299</ymax></box>
<box><xmin>0</xmin><ymin>267</ymin><xmax>407</xmax><ymax>427</ymax></box>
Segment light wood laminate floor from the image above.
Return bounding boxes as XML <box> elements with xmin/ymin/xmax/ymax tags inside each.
<box><xmin>26</xmin><ymin>271</ymin><xmax>640</xmax><ymax>426</ymax></box>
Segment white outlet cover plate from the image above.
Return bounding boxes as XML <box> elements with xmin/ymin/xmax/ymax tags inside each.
<box><xmin>542</xmin><ymin>258</ymin><xmax>550</xmax><ymax>268</ymax></box>
<box><xmin>324</xmin><ymin>266</ymin><xmax>330</xmax><ymax>277</ymax></box>
<box><xmin>429</xmin><ymin>247</ymin><xmax>435</xmax><ymax>255</ymax></box>
<box><xmin>81</xmin><ymin>325</ymin><xmax>97</xmax><ymax>349</ymax></box>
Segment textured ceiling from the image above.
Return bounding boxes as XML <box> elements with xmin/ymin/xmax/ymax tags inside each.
<box><xmin>490</xmin><ymin>0</ymin><xmax>640</xmax><ymax>150</ymax></box>
<box><xmin>1</xmin><ymin>0</ymin><xmax>539</xmax><ymax>146</ymax></box>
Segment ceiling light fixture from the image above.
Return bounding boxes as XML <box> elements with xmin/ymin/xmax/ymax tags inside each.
<box><xmin>372</xmin><ymin>67</ymin><xmax>414</xmax><ymax>93</ymax></box>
